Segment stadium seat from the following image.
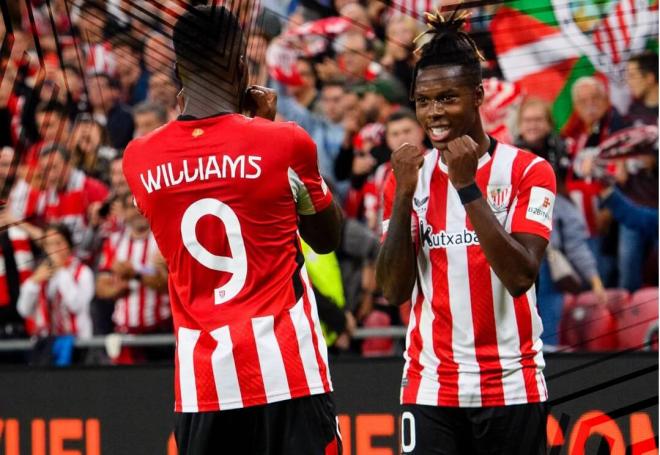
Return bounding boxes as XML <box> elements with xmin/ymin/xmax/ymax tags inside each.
<box><xmin>559</xmin><ymin>290</ymin><xmax>628</xmax><ymax>351</ymax></box>
<box><xmin>361</xmin><ymin>310</ymin><xmax>395</xmax><ymax>357</ymax></box>
<box><xmin>615</xmin><ymin>287</ymin><xmax>659</xmax><ymax>351</ymax></box>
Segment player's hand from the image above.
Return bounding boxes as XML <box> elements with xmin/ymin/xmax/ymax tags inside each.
<box><xmin>391</xmin><ymin>143</ymin><xmax>424</xmax><ymax>197</ymax></box>
<box><xmin>445</xmin><ymin>135</ymin><xmax>479</xmax><ymax>189</ymax></box>
<box><xmin>112</xmin><ymin>261</ymin><xmax>136</xmax><ymax>280</ymax></box>
<box><xmin>244</xmin><ymin>85</ymin><xmax>277</xmax><ymax>121</ymax></box>
<box><xmin>32</xmin><ymin>262</ymin><xmax>54</xmax><ymax>284</ymax></box>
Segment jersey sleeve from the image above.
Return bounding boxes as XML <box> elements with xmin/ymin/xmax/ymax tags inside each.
<box><xmin>509</xmin><ymin>158</ymin><xmax>557</xmax><ymax>240</ymax></box>
<box><xmin>288</xmin><ymin>124</ymin><xmax>333</xmax><ymax>215</ymax></box>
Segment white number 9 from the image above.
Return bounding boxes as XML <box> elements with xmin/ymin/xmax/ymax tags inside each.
<box><xmin>180</xmin><ymin>198</ymin><xmax>247</xmax><ymax>304</ymax></box>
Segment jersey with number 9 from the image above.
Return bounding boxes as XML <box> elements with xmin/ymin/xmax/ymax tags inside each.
<box><xmin>123</xmin><ymin>113</ymin><xmax>334</xmax><ymax>413</ymax></box>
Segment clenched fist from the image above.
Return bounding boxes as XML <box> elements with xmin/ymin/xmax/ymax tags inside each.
<box><xmin>244</xmin><ymin>85</ymin><xmax>277</xmax><ymax>121</ymax></box>
<box><xmin>392</xmin><ymin>143</ymin><xmax>425</xmax><ymax>197</ymax></box>
<box><xmin>445</xmin><ymin>135</ymin><xmax>480</xmax><ymax>189</ymax></box>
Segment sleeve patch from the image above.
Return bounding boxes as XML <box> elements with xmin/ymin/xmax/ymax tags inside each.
<box><xmin>526</xmin><ymin>186</ymin><xmax>555</xmax><ymax>229</ymax></box>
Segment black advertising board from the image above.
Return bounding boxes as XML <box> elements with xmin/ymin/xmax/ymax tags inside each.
<box><xmin>0</xmin><ymin>353</ymin><xmax>656</xmax><ymax>454</ymax></box>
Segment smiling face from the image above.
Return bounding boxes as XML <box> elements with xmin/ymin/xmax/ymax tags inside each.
<box><xmin>413</xmin><ymin>65</ymin><xmax>483</xmax><ymax>151</ymax></box>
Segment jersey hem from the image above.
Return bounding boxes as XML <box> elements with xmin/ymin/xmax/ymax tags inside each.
<box><xmin>401</xmin><ymin>393</ymin><xmax>548</xmax><ymax>408</ymax></box>
<box><xmin>175</xmin><ymin>384</ymin><xmax>332</xmax><ymax>413</ymax></box>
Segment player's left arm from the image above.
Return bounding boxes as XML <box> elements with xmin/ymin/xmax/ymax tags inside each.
<box><xmin>446</xmin><ymin>136</ymin><xmax>556</xmax><ymax>297</ymax></box>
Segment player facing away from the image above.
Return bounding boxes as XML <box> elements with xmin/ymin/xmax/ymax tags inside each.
<box><xmin>122</xmin><ymin>6</ymin><xmax>344</xmax><ymax>455</ymax></box>
<box><xmin>376</xmin><ymin>9</ymin><xmax>556</xmax><ymax>455</ymax></box>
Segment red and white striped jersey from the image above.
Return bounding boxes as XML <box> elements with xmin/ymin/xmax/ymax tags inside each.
<box><xmin>17</xmin><ymin>258</ymin><xmax>94</xmax><ymax>339</ymax></box>
<box><xmin>0</xmin><ymin>227</ymin><xmax>35</xmax><ymax>307</ymax></box>
<box><xmin>123</xmin><ymin>114</ymin><xmax>334</xmax><ymax>412</ymax></box>
<box><xmin>9</xmin><ymin>170</ymin><xmax>109</xmax><ymax>245</ymax></box>
<box><xmin>99</xmin><ymin>229</ymin><xmax>171</xmax><ymax>332</ymax></box>
<box><xmin>382</xmin><ymin>140</ymin><xmax>556</xmax><ymax>407</ymax></box>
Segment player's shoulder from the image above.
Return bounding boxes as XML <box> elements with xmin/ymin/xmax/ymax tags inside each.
<box><xmin>496</xmin><ymin>141</ymin><xmax>554</xmax><ymax>179</ymax></box>
<box><xmin>124</xmin><ymin>122</ymin><xmax>175</xmax><ymax>159</ymax></box>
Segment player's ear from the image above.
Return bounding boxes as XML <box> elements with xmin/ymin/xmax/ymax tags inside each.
<box><xmin>474</xmin><ymin>83</ymin><xmax>484</xmax><ymax>108</ymax></box>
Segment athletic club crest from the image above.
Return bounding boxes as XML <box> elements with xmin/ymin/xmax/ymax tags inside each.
<box><xmin>486</xmin><ymin>185</ymin><xmax>512</xmax><ymax>212</ymax></box>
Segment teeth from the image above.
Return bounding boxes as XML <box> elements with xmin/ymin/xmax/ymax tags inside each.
<box><xmin>431</xmin><ymin>127</ymin><xmax>448</xmax><ymax>135</ymax></box>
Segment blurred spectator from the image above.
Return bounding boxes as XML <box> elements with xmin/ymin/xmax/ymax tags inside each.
<box><xmin>17</xmin><ymin>224</ymin><xmax>94</xmax><ymax>339</ymax></box>
<box><xmin>0</xmin><ymin>208</ymin><xmax>36</xmax><ymax>340</ymax></box>
<box><xmin>77</xmin><ymin>0</ymin><xmax>117</xmax><ymax>76</ymax></box>
<box><xmin>96</xmin><ymin>193</ymin><xmax>170</xmax><ymax>342</ymax></box>
<box><xmin>147</xmin><ymin>73</ymin><xmax>180</xmax><ymax>120</ymax></box>
<box><xmin>275</xmin><ymin>80</ymin><xmax>345</xmax><ymax>189</ymax></box>
<box><xmin>515</xmin><ymin>98</ymin><xmax>571</xmax><ymax>172</ymax></box>
<box><xmin>358</xmin><ymin>77</ymin><xmax>407</xmax><ymax>124</ymax></box>
<box><xmin>613</xmin><ymin>51</ymin><xmax>659</xmax><ymax>291</ymax></box>
<box><xmin>626</xmin><ymin>51</ymin><xmax>659</xmax><ymax>126</ymax></box>
<box><xmin>0</xmin><ymin>146</ymin><xmax>17</xmax><ymax>197</ymax></box>
<box><xmin>67</xmin><ymin>114</ymin><xmax>119</xmax><ymax>186</ymax></box>
<box><xmin>26</xmin><ymin>101</ymin><xmax>72</xmax><ymax>163</ymax></box>
<box><xmin>332</xmin><ymin>32</ymin><xmax>380</xmax><ymax>83</ymax></box>
<box><xmin>339</xmin><ymin>2</ymin><xmax>372</xmax><ymax>31</ymax></box>
<box><xmin>87</xmin><ymin>73</ymin><xmax>135</xmax><ymax>149</ymax></box>
<box><xmin>380</xmin><ymin>14</ymin><xmax>419</xmax><ymax>94</ymax></box>
<box><xmin>110</xmin><ymin>34</ymin><xmax>150</xmax><ymax>106</ymax></box>
<box><xmin>133</xmin><ymin>102</ymin><xmax>168</xmax><ymax>138</ymax></box>
<box><xmin>9</xmin><ymin>143</ymin><xmax>109</xmax><ymax>249</ymax></box>
<box><xmin>287</xmin><ymin>58</ymin><xmax>321</xmax><ymax>113</ymax></box>
<box><xmin>562</xmin><ymin>76</ymin><xmax>628</xmax><ymax>286</ymax></box>
<box><xmin>143</xmin><ymin>34</ymin><xmax>176</xmax><ymax>76</ymax></box>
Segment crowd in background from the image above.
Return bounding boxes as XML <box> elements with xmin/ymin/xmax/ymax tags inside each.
<box><xmin>0</xmin><ymin>0</ymin><xmax>657</xmax><ymax>364</ymax></box>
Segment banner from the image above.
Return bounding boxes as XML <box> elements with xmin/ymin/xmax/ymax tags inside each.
<box><xmin>0</xmin><ymin>353</ymin><xmax>657</xmax><ymax>454</ymax></box>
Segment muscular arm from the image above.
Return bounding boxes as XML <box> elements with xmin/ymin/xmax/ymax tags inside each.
<box><xmin>299</xmin><ymin>199</ymin><xmax>343</xmax><ymax>254</ymax></box>
<box><xmin>376</xmin><ymin>191</ymin><xmax>417</xmax><ymax>306</ymax></box>
<box><xmin>464</xmin><ymin>198</ymin><xmax>547</xmax><ymax>296</ymax></box>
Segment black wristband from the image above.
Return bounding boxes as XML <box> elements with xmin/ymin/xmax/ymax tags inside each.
<box><xmin>457</xmin><ymin>182</ymin><xmax>482</xmax><ymax>205</ymax></box>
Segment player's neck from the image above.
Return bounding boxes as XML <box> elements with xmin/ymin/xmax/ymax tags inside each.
<box><xmin>180</xmin><ymin>81</ymin><xmax>240</xmax><ymax>118</ymax></box>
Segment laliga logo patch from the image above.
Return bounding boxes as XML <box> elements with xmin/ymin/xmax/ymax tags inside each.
<box><xmin>526</xmin><ymin>186</ymin><xmax>555</xmax><ymax>229</ymax></box>
<box><xmin>486</xmin><ymin>184</ymin><xmax>511</xmax><ymax>213</ymax></box>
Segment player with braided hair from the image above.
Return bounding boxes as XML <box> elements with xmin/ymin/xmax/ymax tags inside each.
<box><xmin>376</xmin><ymin>7</ymin><xmax>556</xmax><ymax>454</ymax></box>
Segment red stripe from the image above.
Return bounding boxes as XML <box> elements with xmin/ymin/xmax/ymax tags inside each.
<box><xmin>616</xmin><ymin>2</ymin><xmax>631</xmax><ymax>48</ymax></box>
<box><xmin>11</xmin><ymin>239</ymin><xmax>31</xmax><ymax>252</ymax></box>
<box><xmin>593</xmin><ymin>28</ymin><xmax>603</xmax><ymax>52</ymax></box>
<box><xmin>512</xmin><ymin>293</ymin><xmax>541</xmax><ymax>402</ymax></box>
<box><xmin>230</xmin><ymin>321</ymin><xmax>268</xmax><ymax>406</ymax></box>
<box><xmin>465</xmin><ymin>159</ymin><xmax>505</xmax><ymax>406</ymax></box>
<box><xmin>192</xmin><ymin>331</ymin><xmax>220</xmax><ymax>408</ymax></box>
<box><xmin>0</xmin><ymin>277</ymin><xmax>8</xmax><ymax>306</ymax></box>
<box><xmin>300</xmin><ymin>273</ymin><xmax>331</xmax><ymax>393</ymax></box>
<box><xmin>603</xmin><ymin>18</ymin><xmax>620</xmax><ymax>64</ymax></box>
<box><xmin>401</xmin><ymin>291</ymin><xmax>424</xmax><ymax>404</ymax></box>
<box><xmin>428</xmin><ymin>167</ymin><xmax>459</xmax><ymax>406</ymax></box>
<box><xmin>273</xmin><ymin>309</ymin><xmax>310</xmax><ymax>398</ymax></box>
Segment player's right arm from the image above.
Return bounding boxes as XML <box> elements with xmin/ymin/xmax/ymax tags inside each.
<box><xmin>376</xmin><ymin>144</ymin><xmax>424</xmax><ymax>306</ymax></box>
<box><xmin>289</xmin><ymin>124</ymin><xmax>343</xmax><ymax>254</ymax></box>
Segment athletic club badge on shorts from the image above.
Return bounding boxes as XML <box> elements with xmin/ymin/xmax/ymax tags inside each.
<box><xmin>486</xmin><ymin>185</ymin><xmax>511</xmax><ymax>213</ymax></box>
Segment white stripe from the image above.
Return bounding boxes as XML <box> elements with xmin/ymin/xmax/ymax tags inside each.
<box><xmin>605</xmin><ymin>16</ymin><xmax>625</xmax><ymax>60</ymax></box>
<box><xmin>252</xmin><ymin>315</ymin><xmax>291</xmax><ymax>402</ymax></box>
<box><xmin>400</xmin><ymin>284</ymin><xmax>418</xmax><ymax>402</ymax></box>
<box><xmin>177</xmin><ymin>327</ymin><xmax>200</xmax><ymax>412</ymax></box>
<box><xmin>445</xmin><ymin>185</ymin><xmax>481</xmax><ymax>407</ymax></box>
<box><xmin>14</xmin><ymin>251</ymin><xmax>34</xmax><ymax>271</ymax></box>
<box><xmin>498</xmin><ymin>33</ymin><xmax>580</xmax><ymax>81</ymax></box>
<box><xmin>488</xmin><ymin>146</ymin><xmax>528</xmax><ymax>404</ymax></box>
<box><xmin>210</xmin><ymin>325</ymin><xmax>243</xmax><ymax>409</ymax></box>
<box><xmin>406</xmin><ymin>155</ymin><xmax>439</xmax><ymax>405</ymax></box>
<box><xmin>490</xmin><ymin>270</ymin><xmax>527</xmax><ymax>405</ymax></box>
<box><xmin>289</xmin><ymin>297</ymin><xmax>324</xmax><ymax>391</ymax></box>
<box><xmin>526</xmin><ymin>287</ymin><xmax>547</xmax><ymax>400</ymax></box>
<box><xmin>301</xmin><ymin>264</ymin><xmax>332</xmax><ymax>388</ymax></box>
<box><xmin>144</xmin><ymin>290</ymin><xmax>157</xmax><ymax>327</ymax></box>
<box><xmin>128</xmin><ymin>238</ymin><xmax>146</xmax><ymax>327</ymax></box>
